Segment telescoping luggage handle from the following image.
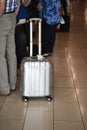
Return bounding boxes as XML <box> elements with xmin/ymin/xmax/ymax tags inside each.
<box><xmin>29</xmin><ymin>18</ymin><xmax>42</xmax><ymax>59</ymax></box>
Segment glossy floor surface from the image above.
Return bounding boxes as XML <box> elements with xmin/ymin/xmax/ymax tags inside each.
<box><xmin>0</xmin><ymin>0</ymin><xmax>87</xmax><ymax>130</ymax></box>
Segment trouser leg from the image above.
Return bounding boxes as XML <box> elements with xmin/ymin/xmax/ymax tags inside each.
<box><xmin>6</xmin><ymin>23</ymin><xmax>17</xmax><ymax>87</ymax></box>
<box><xmin>42</xmin><ymin>21</ymin><xmax>57</xmax><ymax>54</ymax></box>
<box><xmin>0</xmin><ymin>13</ymin><xmax>17</xmax><ymax>94</ymax></box>
<box><xmin>0</xmin><ymin>36</ymin><xmax>10</xmax><ymax>94</ymax></box>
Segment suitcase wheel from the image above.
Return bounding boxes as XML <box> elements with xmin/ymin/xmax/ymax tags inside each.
<box><xmin>46</xmin><ymin>96</ymin><xmax>52</xmax><ymax>102</ymax></box>
<box><xmin>23</xmin><ymin>96</ymin><xmax>29</xmax><ymax>102</ymax></box>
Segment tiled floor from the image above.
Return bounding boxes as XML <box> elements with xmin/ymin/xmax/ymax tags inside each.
<box><xmin>0</xmin><ymin>0</ymin><xmax>87</xmax><ymax>130</ymax></box>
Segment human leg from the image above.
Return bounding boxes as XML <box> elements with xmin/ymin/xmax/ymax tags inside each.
<box><xmin>0</xmin><ymin>15</ymin><xmax>11</xmax><ymax>94</ymax></box>
<box><xmin>6</xmin><ymin>13</ymin><xmax>17</xmax><ymax>91</ymax></box>
<box><xmin>41</xmin><ymin>21</ymin><xmax>57</xmax><ymax>55</ymax></box>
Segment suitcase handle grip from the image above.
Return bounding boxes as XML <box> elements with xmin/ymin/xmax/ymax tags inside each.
<box><xmin>29</xmin><ymin>18</ymin><xmax>42</xmax><ymax>57</ymax></box>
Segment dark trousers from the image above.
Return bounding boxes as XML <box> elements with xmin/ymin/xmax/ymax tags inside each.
<box><xmin>41</xmin><ymin>21</ymin><xmax>57</xmax><ymax>54</ymax></box>
<box><xmin>15</xmin><ymin>26</ymin><xmax>27</xmax><ymax>64</ymax></box>
<box><xmin>22</xmin><ymin>22</ymin><xmax>30</xmax><ymax>47</ymax></box>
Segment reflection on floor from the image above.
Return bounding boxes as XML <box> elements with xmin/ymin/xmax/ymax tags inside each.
<box><xmin>0</xmin><ymin>0</ymin><xmax>87</xmax><ymax>130</ymax></box>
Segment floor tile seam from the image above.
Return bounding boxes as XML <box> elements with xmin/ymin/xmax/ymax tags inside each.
<box><xmin>78</xmin><ymin>42</ymin><xmax>87</xmax><ymax>64</ymax></box>
<box><xmin>22</xmin><ymin>102</ymin><xmax>29</xmax><ymax>130</ymax></box>
<box><xmin>52</xmin><ymin>74</ymin><xmax>55</xmax><ymax>130</ymax></box>
<box><xmin>65</xmin><ymin>48</ymin><xmax>86</xmax><ymax>130</ymax></box>
<box><xmin>54</xmin><ymin>120</ymin><xmax>83</xmax><ymax>122</ymax></box>
<box><xmin>54</xmin><ymin>87</ymin><xmax>75</xmax><ymax>89</ymax></box>
<box><xmin>0</xmin><ymin>97</ymin><xmax>6</xmax><ymax>111</ymax></box>
<box><xmin>26</xmin><ymin>109</ymin><xmax>53</xmax><ymax>112</ymax></box>
<box><xmin>54</xmin><ymin>101</ymin><xmax>80</xmax><ymax>104</ymax></box>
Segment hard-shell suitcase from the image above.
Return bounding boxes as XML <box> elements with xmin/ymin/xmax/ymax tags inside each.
<box><xmin>21</xmin><ymin>18</ymin><xmax>52</xmax><ymax>102</ymax></box>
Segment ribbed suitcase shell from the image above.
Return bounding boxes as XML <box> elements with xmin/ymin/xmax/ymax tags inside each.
<box><xmin>20</xmin><ymin>18</ymin><xmax>52</xmax><ymax>101</ymax></box>
<box><xmin>21</xmin><ymin>57</ymin><xmax>51</xmax><ymax>97</ymax></box>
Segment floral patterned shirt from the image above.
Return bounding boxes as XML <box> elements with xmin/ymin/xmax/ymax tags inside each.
<box><xmin>39</xmin><ymin>0</ymin><xmax>61</xmax><ymax>25</ymax></box>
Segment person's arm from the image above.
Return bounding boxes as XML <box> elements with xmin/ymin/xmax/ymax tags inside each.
<box><xmin>22</xmin><ymin>0</ymin><xmax>31</xmax><ymax>7</ymax></box>
<box><xmin>36</xmin><ymin>2</ymin><xmax>42</xmax><ymax>11</ymax></box>
<box><xmin>15</xmin><ymin>0</ymin><xmax>21</xmax><ymax>15</ymax></box>
<box><xmin>0</xmin><ymin>0</ymin><xmax>5</xmax><ymax>15</ymax></box>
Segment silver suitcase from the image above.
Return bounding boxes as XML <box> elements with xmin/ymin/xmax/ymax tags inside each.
<box><xmin>21</xmin><ymin>18</ymin><xmax>52</xmax><ymax>102</ymax></box>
